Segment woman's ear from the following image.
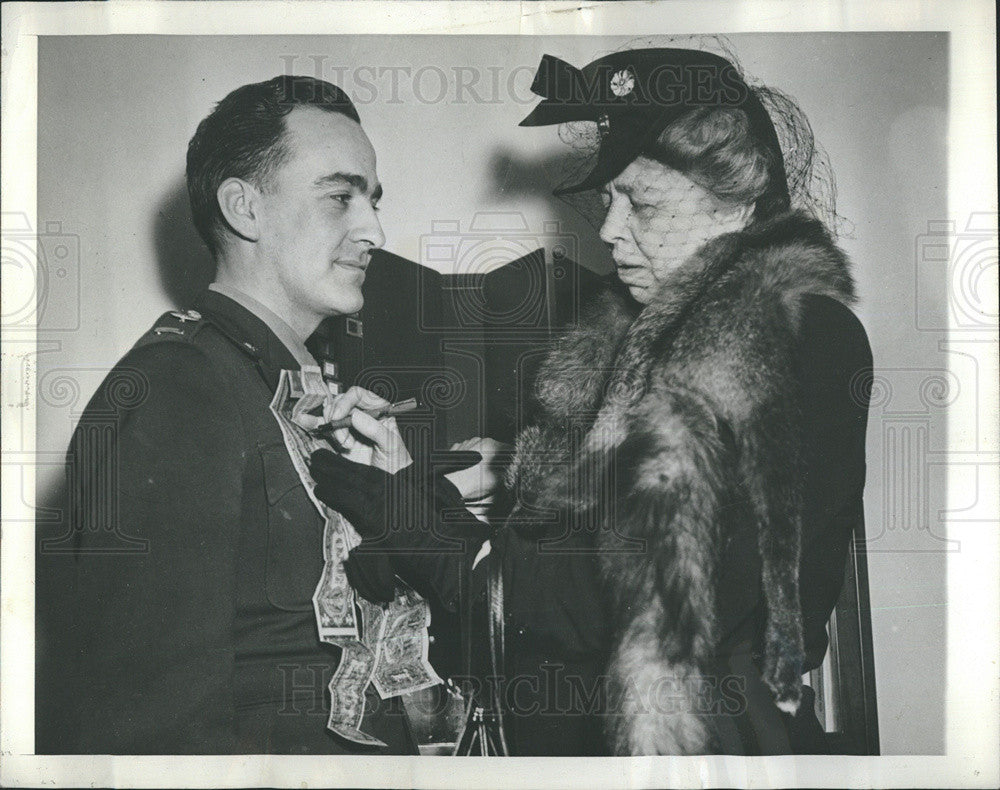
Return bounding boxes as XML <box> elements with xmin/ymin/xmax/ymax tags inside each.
<box><xmin>217</xmin><ymin>177</ymin><xmax>261</xmax><ymax>242</ymax></box>
<box><xmin>734</xmin><ymin>201</ymin><xmax>754</xmax><ymax>227</ymax></box>
<box><xmin>716</xmin><ymin>199</ymin><xmax>754</xmax><ymax>233</ymax></box>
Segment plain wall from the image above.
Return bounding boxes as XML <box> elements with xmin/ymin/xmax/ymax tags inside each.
<box><xmin>34</xmin><ymin>33</ymin><xmax>949</xmax><ymax>754</ymax></box>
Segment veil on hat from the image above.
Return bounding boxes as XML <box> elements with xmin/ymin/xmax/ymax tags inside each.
<box><xmin>551</xmin><ymin>35</ymin><xmax>849</xmax><ymax>237</ymax></box>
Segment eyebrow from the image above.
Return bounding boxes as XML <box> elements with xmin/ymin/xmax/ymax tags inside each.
<box><xmin>602</xmin><ymin>177</ymin><xmax>633</xmax><ymax>195</ymax></box>
<box><xmin>314</xmin><ymin>172</ymin><xmax>383</xmax><ymax>201</ymax></box>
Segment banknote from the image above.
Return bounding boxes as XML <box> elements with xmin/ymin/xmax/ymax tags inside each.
<box><xmin>269</xmin><ymin>367</ymin><xmax>444</xmax><ymax>745</ymax></box>
<box><xmin>327</xmin><ymin>721</ymin><xmax>387</xmax><ymax>749</ymax></box>
<box><xmin>326</xmin><ymin>641</ymin><xmax>385</xmax><ymax>747</ymax></box>
<box><xmin>313</xmin><ymin>498</ymin><xmax>357</xmax><ymax>638</ymax></box>
<box><xmin>271</xmin><ymin>368</ymin><xmax>360</xmax><ymax>638</ymax></box>
<box><xmin>312</xmin><ymin>555</ymin><xmax>355</xmax><ymax>639</ymax></box>
<box><xmin>360</xmin><ymin>586</ymin><xmax>442</xmax><ymax>700</ymax></box>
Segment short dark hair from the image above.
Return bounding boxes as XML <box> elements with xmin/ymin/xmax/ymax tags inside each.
<box><xmin>186</xmin><ymin>76</ymin><xmax>360</xmax><ymax>256</ymax></box>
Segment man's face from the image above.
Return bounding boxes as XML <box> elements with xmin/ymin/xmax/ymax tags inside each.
<box><xmin>255</xmin><ymin>107</ymin><xmax>385</xmax><ymax>322</ymax></box>
<box><xmin>598</xmin><ymin>157</ymin><xmax>749</xmax><ymax>305</ymax></box>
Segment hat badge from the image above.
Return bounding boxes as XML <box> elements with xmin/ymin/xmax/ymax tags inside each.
<box><xmin>610</xmin><ymin>68</ymin><xmax>635</xmax><ymax>98</ymax></box>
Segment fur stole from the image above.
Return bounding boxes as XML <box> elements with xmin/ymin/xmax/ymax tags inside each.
<box><xmin>503</xmin><ymin>211</ymin><xmax>856</xmax><ymax>754</ymax></box>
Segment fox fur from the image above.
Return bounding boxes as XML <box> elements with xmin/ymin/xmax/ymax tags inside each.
<box><xmin>503</xmin><ymin>211</ymin><xmax>856</xmax><ymax>755</ymax></box>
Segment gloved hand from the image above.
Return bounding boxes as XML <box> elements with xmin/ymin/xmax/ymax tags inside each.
<box><xmin>309</xmin><ymin>448</ymin><xmax>493</xmax><ymax>609</ymax></box>
<box><xmin>342</xmin><ymin>550</ymin><xmax>396</xmax><ymax>604</ymax></box>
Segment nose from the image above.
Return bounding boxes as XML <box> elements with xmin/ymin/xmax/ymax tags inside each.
<box><xmin>352</xmin><ymin>201</ymin><xmax>386</xmax><ymax>251</ymax></box>
<box><xmin>599</xmin><ymin>193</ymin><xmax>629</xmax><ymax>247</ymax></box>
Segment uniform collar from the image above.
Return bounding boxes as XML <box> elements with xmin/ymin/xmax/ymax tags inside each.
<box><xmin>192</xmin><ymin>288</ymin><xmax>313</xmax><ymax>391</ymax></box>
<box><xmin>206</xmin><ymin>283</ymin><xmax>318</xmax><ymax>370</ymax></box>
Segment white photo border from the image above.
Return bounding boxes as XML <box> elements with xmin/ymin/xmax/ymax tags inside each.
<box><xmin>2</xmin><ymin>2</ymin><xmax>996</xmax><ymax>788</ymax></box>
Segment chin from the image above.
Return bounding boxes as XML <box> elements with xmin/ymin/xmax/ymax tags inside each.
<box><xmin>320</xmin><ymin>290</ymin><xmax>364</xmax><ymax>318</ymax></box>
<box><xmin>336</xmin><ymin>297</ymin><xmax>365</xmax><ymax>316</ymax></box>
<box><xmin>625</xmin><ymin>284</ymin><xmax>653</xmax><ymax>305</ymax></box>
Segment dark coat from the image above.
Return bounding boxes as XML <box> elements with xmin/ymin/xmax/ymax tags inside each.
<box><xmin>35</xmin><ymin>289</ymin><xmax>416</xmax><ymax>754</ymax></box>
<box><xmin>499</xmin><ymin>212</ymin><xmax>872</xmax><ymax>755</ymax></box>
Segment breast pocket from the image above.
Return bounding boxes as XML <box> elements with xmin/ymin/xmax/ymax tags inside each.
<box><xmin>259</xmin><ymin>442</ymin><xmax>324</xmax><ymax>612</ymax></box>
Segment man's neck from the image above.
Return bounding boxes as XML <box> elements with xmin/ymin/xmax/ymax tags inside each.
<box><xmin>213</xmin><ymin>266</ymin><xmax>319</xmax><ymax>342</ymax></box>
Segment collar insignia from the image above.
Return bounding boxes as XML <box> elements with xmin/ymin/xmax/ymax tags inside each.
<box><xmin>170</xmin><ymin>309</ymin><xmax>202</xmax><ymax>323</ymax></box>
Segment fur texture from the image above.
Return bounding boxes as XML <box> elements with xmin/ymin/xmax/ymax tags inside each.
<box><xmin>503</xmin><ymin>211</ymin><xmax>856</xmax><ymax>754</ymax></box>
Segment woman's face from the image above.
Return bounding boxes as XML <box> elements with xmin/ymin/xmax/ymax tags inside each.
<box><xmin>598</xmin><ymin>157</ymin><xmax>752</xmax><ymax>304</ymax></box>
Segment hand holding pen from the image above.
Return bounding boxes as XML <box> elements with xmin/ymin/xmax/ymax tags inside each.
<box><xmin>313</xmin><ymin>397</ymin><xmax>417</xmax><ymax>434</ymax></box>
<box><xmin>293</xmin><ymin>386</ymin><xmax>416</xmax><ymax>473</ymax></box>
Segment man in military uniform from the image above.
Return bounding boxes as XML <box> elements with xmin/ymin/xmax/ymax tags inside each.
<box><xmin>35</xmin><ymin>76</ymin><xmax>452</xmax><ymax>754</ymax></box>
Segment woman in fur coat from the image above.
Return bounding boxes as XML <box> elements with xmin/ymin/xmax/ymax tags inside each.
<box><xmin>495</xmin><ymin>48</ymin><xmax>873</xmax><ymax>756</ymax></box>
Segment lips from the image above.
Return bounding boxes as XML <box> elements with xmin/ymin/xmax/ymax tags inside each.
<box><xmin>612</xmin><ymin>248</ymin><xmax>643</xmax><ymax>270</ymax></box>
<box><xmin>334</xmin><ymin>259</ymin><xmax>368</xmax><ymax>273</ymax></box>
<box><xmin>614</xmin><ymin>263</ymin><xmax>644</xmax><ymax>280</ymax></box>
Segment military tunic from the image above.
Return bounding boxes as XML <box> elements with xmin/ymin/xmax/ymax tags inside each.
<box><xmin>35</xmin><ymin>289</ymin><xmax>416</xmax><ymax>754</ymax></box>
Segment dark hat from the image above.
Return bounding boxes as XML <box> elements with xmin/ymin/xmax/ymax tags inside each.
<box><xmin>520</xmin><ymin>48</ymin><xmax>786</xmax><ymax>197</ymax></box>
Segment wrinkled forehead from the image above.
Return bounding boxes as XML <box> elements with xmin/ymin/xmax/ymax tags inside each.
<box><xmin>608</xmin><ymin>157</ymin><xmax>698</xmax><ymax>196</ymax></box>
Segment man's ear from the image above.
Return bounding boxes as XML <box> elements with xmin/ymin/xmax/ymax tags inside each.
<box><xmin>217</xmin><ymin>177</ymin><xmax>261</xmax><ymax>242</ymax></box>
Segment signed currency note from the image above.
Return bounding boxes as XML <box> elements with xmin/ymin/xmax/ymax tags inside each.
<box><xmin>360</xmin><ymin>588</ymin><xmax>442</xmax><ymax>700</ymax></box>
<box><xmin>269</xmin><ymin>367</ymin><xmax>442</xmax><ymax>746</ymax></box>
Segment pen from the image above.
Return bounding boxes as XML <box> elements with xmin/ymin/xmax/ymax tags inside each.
<box><xmin>312</xmin><ymin>397</ymin><xmax>418</xmax><ymax>435</ymax></box>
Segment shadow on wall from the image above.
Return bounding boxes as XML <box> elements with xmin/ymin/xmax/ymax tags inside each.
<box><xmin>486</xmin><ymin>146</ymin><xmax>613</xmax><ymax>276</ymax></box>
<box><xmin>153</xmin><ymin>175</ymin><xmax>216</xmax><ymax>307</ymax></box>
<box><xmin>151</xmin><ymin>149</ymin><xmax>614</xmax><ymax>294</ymax></box>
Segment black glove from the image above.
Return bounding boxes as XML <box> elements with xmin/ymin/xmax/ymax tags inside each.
<box><xmin>342</xmin><ymin>550</ymin><xmax>396</xmax><ymax>605</ymax></box>
<box><xmin>309</xmin><ymin>449</ymin><xmax>493</xmax><ymax>609</ymax></box>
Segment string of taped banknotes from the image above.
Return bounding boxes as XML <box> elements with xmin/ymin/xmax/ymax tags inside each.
<box><xmin>269</xmin><ymin>366</ymin><xmax>440</xmax><ymax>746</ymax></box>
